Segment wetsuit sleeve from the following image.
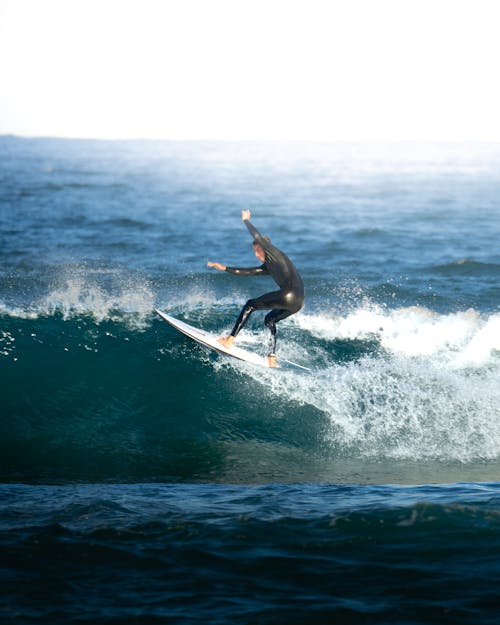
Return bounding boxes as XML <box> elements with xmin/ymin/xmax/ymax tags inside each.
<box><xmin>244</xmin><ymin>220</ymin><xmax>264</xmax><ymax>243</ymax></box>
<box><xmin>225</xmin><ymin>264</ymin><xmax>269</xmax><ymax>276</ymax></box>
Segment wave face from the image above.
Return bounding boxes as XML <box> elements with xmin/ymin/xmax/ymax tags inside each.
<box><xmin>2</xmin><ymin>289</ymin><xmax>500</xmax><ymax>483</ymax></box>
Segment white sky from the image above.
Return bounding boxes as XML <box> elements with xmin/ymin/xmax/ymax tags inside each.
<box><xmin>1</xmin><ymin>0</ymin><xmax>500</xmax><ymax>141</ymax></box>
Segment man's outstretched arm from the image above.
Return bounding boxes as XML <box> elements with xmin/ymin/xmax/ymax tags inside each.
<box><xmin>207</xmin><ymin>261</ymin><xmax>268</xmax><ymax>276</ymax></box>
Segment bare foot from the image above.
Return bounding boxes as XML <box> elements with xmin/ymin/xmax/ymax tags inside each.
<box><xmin>268</xmin><ymin>354</ymin><xmax>277</xmax><ymax>368</ymax></box>
<box><xmin>218</xmin><ymin>336</ymin><xmax>235</xmax><ymax>349</ymax></box>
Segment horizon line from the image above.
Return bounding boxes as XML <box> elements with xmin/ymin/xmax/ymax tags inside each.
<box><xmin>2</xmin><ymin>133</ymin><xmax>500</xmax><ymax>145</ymax></box>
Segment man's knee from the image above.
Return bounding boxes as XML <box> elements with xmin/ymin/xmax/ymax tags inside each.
<box><xmin>244</xmin><ymin>299</ymin><xmax>257</xmax><ymax>313</ymax></box>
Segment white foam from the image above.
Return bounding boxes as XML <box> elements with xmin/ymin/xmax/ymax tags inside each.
<box><xmin>0</xmin><ymin>330</ymin><xmax>17</xmax><ymax>358</ymax></box>
<box><xmin>1</xmin><ymin>276</ymin><xmax>243</xmax><ymax>330</ymax></box>
<box><xmin>39</xmin><ymin>276</ymin><xmax>155</xmax><ymax>327</ymax></box>
<box><xmin>296</xmin><ymin>305</ymin><xmax>499</xmax><ymax>366</ymax></box>
<box><xmin>248</xmin><ymin>353</ymin><xmax>500</xmax><ymax>462</ymax></box>
<box><xmin>0</xmin><ymin>269</ymin><xmax>156</xmax><ymax>328</ymax></box>
<box><xmin>454</xmin><ymin>313</ymin><xmax>500</xmax><ymax>366</ymax></box>
<box><xmin>240</xmin><ymin>305</ymin><xmax>500</xmax><ymax>462</ymax></box>
<box><xmin>0</xmin><ymin>303</ymin><xmax>40</xmax><ymax>320</ymax></box>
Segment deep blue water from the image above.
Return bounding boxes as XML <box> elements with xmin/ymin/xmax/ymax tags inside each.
<box><xmin>1</xmin><ymin>136</ymin><xmax>500</xmax><ymax>623</ymax></box>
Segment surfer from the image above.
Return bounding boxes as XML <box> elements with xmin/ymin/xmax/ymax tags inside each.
<box><xmin>208</xmin><ymin>210</ymin><xmax>304</xmax><ymax>367</ymax></box>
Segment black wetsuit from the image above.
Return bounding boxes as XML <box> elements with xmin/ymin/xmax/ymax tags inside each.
<box><xmin>225</xmin><ymin>220</ymin><xmax>304</xmax><ymax>355</ymax></box>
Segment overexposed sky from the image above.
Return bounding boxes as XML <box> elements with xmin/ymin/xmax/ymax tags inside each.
<box><xmin>1</xmin><ymin>0</ymin><xmax>500</xmax><ymax>141</ymax></box>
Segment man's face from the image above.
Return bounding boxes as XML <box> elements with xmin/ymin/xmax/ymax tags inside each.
<box><xmin>253</xmin><ymin>244</ymin><xmax>265</xmax><ymax>262</ymax></box>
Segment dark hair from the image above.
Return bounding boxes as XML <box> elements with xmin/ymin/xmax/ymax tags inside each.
<box><xmin>253</xmin><ymin>236</ymin><xmax>270</xmax><ymax>247</ymax></box>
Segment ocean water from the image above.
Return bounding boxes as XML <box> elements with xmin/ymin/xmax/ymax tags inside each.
<box><xmin>1</xmin><ymin>135</ymin><xmax>500</xmax><ymax>623</ymax></box>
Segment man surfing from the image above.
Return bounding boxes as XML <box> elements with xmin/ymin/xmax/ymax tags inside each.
<box><xmin>208</xmin><ymin>210</ymin><xmax>304</xmax><ymax>367</ymax></box>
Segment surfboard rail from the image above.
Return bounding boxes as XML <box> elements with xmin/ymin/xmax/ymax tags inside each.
<box><xmin>154</xmin><ymin>308</ymin><xmax>310</xmax><ymax>371</ymax></box>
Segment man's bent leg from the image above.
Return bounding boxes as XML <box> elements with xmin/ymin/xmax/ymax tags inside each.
<box><xmin>264</xmin><ymin>309</ymin><xmax>293</xmax><ymax>361</ymax></box>
<box><xmin>218</xmin><ymin>298</ymin><xmax>257</xmax><ymax>347</ymax></box>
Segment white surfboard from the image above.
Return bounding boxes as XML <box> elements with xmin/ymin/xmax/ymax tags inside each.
<box><xmin>154</xmin><ymin>309</ymin><xmax>310</xmax><ymax>371</ymax></box>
